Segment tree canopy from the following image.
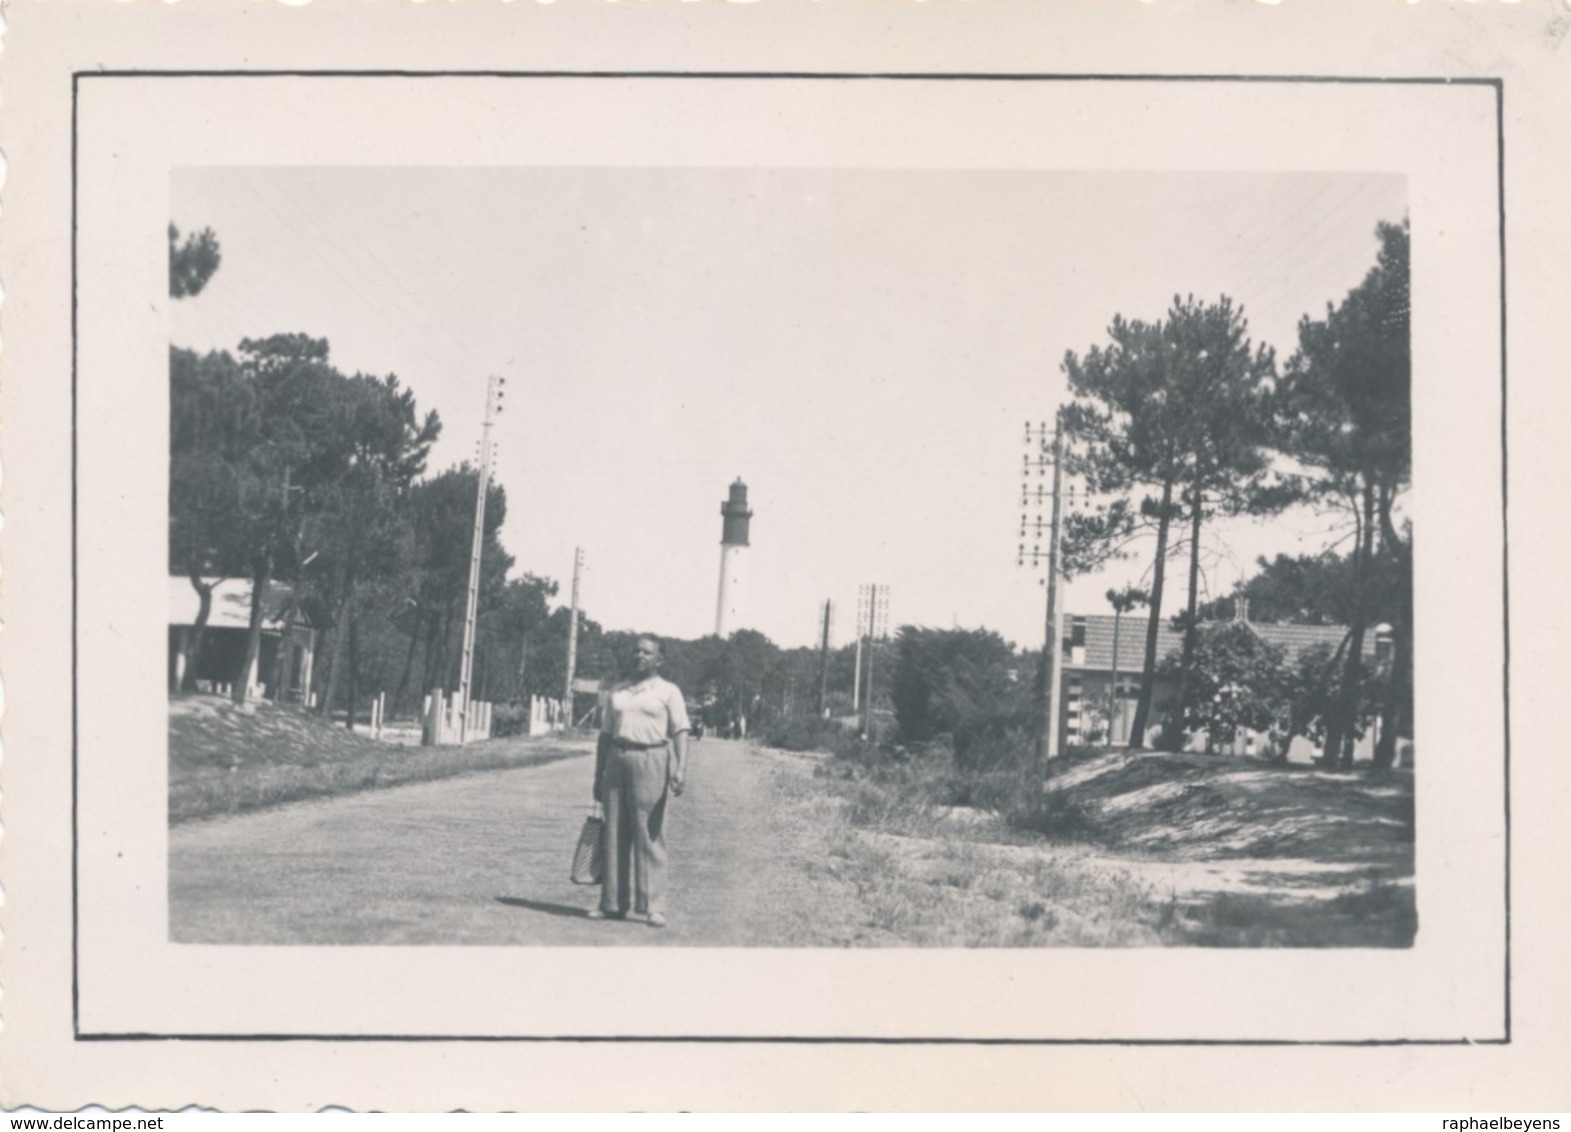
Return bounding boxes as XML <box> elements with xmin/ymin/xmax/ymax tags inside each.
<box><xmin>169</xmin><ymin>327</ymin><xmax>448</xmax><ymax>710</ymax></box>
<box><xmin>892</xmin><ymin>627</ymin><xmax>1020</xmax><ymax>744</ymax></box>
<box><xmin>1275</xmin><ymin>219</ymin><xmax>1411</xmax><ymax>766</ymax></box>
<box><xmin>1195</xmin><ymin>553</ymin><xmax>1353</xmax><ymax>626</ymax></box>
<box><xmin>1062</xmin><ymin>294</ymin><xmax>1283</xmax><ymax>749</ymax></box>
<box><xmin>169</xmin><ymin>225</ymin><xmax>223</xmax><ymax>299</ymax></box>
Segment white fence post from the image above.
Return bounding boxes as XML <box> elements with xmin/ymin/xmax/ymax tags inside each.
<box><xmin>423</xmin><ymin>689</ymin><xmax>445</xmax><ymax>746</ymax></box>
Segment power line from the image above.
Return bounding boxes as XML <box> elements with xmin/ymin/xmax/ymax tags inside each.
<box><xmin>267</xmin><ymin>171</ymin><xmax>493</xmax><ymax>377</ymax></box>
<box><xmin>238</xmin><ymin>172</ymin><xmax>482</xmax><ymax>385</ymax></box>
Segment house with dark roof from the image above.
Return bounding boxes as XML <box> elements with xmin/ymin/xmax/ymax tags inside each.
<box><xmin>1057</xmin><ymin>609</ymin><xmax>1387</xmax><ymax>760</ymax></box>
<box><xmin>169</xmin><ymin>576</ymin><xmax>316</xmax><ymax>701</ymax></box>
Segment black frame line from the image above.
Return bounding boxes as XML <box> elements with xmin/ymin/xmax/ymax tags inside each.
<box><xmin>71</xmin><ymin>68</ymin><xmax>1511</xmax><ymax>1047</ymax></box>
<box><xmin>74</xmin><ymin>1034</ymin><xmax>1510</xmax><ymax>1046</ymax></box>
<box><xmin>79</xmin><ymin>69</ymin><xmax>1504</xmax><ymax>83</ymax></box>
<box><xmin>71</xmin><ymin>70</ymin><xmax>82</xmax><ymax>1044</ymax></box>
<box><xmin>1495</xmin><ymin>73</ymin><xmax>1512</xmax><ymax>1045</ymax></box>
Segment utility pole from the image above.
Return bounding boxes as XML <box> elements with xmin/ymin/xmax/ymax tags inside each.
<box><xmin>852</xmin><ymin>634</ymin><xmax>863</xmax><ymax>713</ymax></box>
<box><xmin>858</xmin><ymin>584</ymin><xmax>889</xmax><ymax>740</ymax></box>
<box><xmin>1021</xmin><ymin>415</ymin><xmax>1067</xmax><ymax>776</ymax></box>
<box><xmin>1040</xmin><ymin>416</ymin><xmax>1066</xmax><ymax>771</ymax></box>
<box><xmin>1110</xmin><ymin>600</ymin><xmax>1122</xmax><ymax>746</ymax></box>
<box><xmin>815</xmin><ymin>598</ymin><xmax>833</xmax><ymax>719</ymax></box>
<box><xmin>562</xmin><ymin>546</ymin><xmax>584</xmax><ymax>727</ymax></box>
<box><xmin>457</xmin><ymin>374</ymin><xmax>506</xmax><ymax>743</ymax></box>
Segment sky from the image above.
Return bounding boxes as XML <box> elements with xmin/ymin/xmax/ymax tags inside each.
<box><xmin>171</xmin><ymin>167</ymin><xmax>1406</xmax><ymax>650</ymax></box>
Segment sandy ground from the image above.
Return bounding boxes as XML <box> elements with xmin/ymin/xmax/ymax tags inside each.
<box><xmin>171</xmin><ymin>734</ymin><xmax>1414</xmax><ymax>948</ymax></box>
<box><xmin>170</xmin><ymin>737</ymin><xmax>867</xmax><ymax>946</ymax></box>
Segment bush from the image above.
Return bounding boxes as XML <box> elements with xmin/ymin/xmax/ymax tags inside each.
<box><xmin>891</xmin><ymin>627</ymin><xmax>1024</xmax><ymax>744</ymax></box>
<box><xmin>755</xmin><ymin>712</ymin><xmax>866</xmax><ymax>759</ymax></box>
<box><xmin>952</xmin><ymin>712</ymin><xmax>1035</xmax><ymax>775</ymax></box>
<box><xmin>1157</xmin><ymin>621</ymin><xmax>1289</xmax><ymax>750</ymax></box>
<box><xmin>1004</xmin><ymin>788</ymin><xmax>1102</xmax><ymax>843</ymax></box>
<box><xmin>489</xmin><ymin>702</ymin><xmax>530</xmax><ymax>738</ymax></box>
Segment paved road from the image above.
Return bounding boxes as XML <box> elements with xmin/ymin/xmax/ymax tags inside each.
<box><xmin>170</xmin><ymin>737</ymin><xmax>830</xmax><ymax>946</ymax></box>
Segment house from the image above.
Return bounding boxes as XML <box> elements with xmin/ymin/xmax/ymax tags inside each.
<box><xmin>1057</xmin><ymin>608</ymin><xmax>1388</xmax><ymax>760</ymax></box>
<box><xmin>168</xmin><ymin>576</ymin><xmax>316</xmax><ymax>702</ymax></box>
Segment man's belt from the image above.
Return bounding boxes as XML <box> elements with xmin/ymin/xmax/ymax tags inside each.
<box><xmin>613</xmin><ymin>738</ymin><xmax>668</xmax><ymax>750</ymax></box>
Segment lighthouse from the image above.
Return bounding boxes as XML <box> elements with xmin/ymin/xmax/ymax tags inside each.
<box><xmin>715</xmin><ymin>478</ymin><xmax>753</xmax><ymax>638</ymax></box>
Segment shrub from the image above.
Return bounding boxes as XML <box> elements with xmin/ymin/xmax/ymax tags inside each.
<box><xmin>1157</xmin><ymin>621</ymin><xmax>1289</xmax><ymax>750</ymax></box>
<box><xmin>489</xmin><ymin>702</ymin><xmax>530</xmax><ymax>738</ymax></box>
<box><xmin>952</xmin><ymin>712</ymin><xmax>1035</xmax><ymax>775</ymax></box>
<box><xmin>755</xmin><ymin>712</ymin><xmax>865</xmax><ymax>759</ymax></box>
<box><xmin>891</xmin><ymin>627</ymin><xmax>1023</xmax><ymax>744</ymax></box>
<box><xmin>948</xmin><ymin>767</ymin><xmax>1032</xmax><ymax>813</ymax></box>
<box><xmin>1004</xmin><ymin>788</ymin><xmax>1102</xmax><ymax>843</ymax></box>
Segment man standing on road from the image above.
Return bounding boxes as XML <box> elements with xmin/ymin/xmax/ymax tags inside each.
<box><xmin>590</xmin><ymin>636</ymin><xmax>690</xmax><ymax>928</ymax></box>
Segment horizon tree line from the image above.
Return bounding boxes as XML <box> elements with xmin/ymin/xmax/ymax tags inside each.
<box><xmin>168</xmin><ymin>225</ymin><xmax>882</xmax><ymax>729</ymax></box>
<box><xmin>169</xmin><ymin>217</ymin><xmax>1411</xmax><ymax>767</ymax></box>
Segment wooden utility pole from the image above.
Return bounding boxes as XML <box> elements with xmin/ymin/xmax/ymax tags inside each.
<box><xmin>457</xmin><ymin>374</ymin><xmax>505</xmax><ymax>743</ymax></box>
<box><xmin>815</xmin><ymin>598</ymin><xmax>832</xmax><ymax>718</ymax></box>
<box><xmin>852</xmin><ymin>635</ymin><xmax>863</xmax><ymax>712</ymax></box>
<box><xmin>1110</xmin><ymin>604</ymin><xmax>1123</xmax><ymax>746</ymax></box>
<box><xmin>859</xmin><ymin>584</ymin><xmax>888</xmax><ymax>740</ymax></box>
<box><xmin>562</xmin><ymin>546</ymin><xmax>584</xmax><ymax>721</ymax></box>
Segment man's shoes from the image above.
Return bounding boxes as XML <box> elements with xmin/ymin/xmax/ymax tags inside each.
<box><xmin>647</xmin><ymin>913</ymin><xmax>667</xmax><ymax>929</ymax></box>
<box><xmin>587</xmin><ymin>908</ymin><xmax>624</xmax><ymax>921</ymax></box>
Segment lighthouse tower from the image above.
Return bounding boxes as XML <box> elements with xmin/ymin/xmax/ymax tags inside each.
<box><xmin>715</xmin><ymin>478</ymin><xmax>753</xmax><ymax>638</ymax></box>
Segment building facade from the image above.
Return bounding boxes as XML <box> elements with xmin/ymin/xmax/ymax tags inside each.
<box><xmin>1057</xmin><ymin>611</ymin><xmax>1389</xmax><ymax>761</ymax></box>
<box><xmin>168</xmin><ymin>576</ymin><xmax>316</xmax><ymax>701</ymax></box>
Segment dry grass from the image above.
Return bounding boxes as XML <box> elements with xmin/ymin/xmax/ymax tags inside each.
<box><xmin>169</xmin><ymin>693</ymin><xmax>589</xmax><ymax>823</ymax></box>
<box><xmin>1159</xmin><ymin>877</ymin><xmax>1417</xmax><ymax>947</ymax></box>
<box><xmin>841</xmin><ymin>833</ymin><xmax>1167</xmax><ymax>946</ymax></box>
<box><xmin>781</xmin><ymin>739</ymin><xmax>1416</xmax><ymax>947</ymax></box>
<box><xmin>759</xmin><ymin>751</ymin><xmax>1167</xmax><ymax>946</ymax></box>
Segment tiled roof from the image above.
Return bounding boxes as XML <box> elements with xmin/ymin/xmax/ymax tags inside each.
<box><xmin>1074</xmin><ymin>613</ymin><xmax>1184</xmax><ymax>673</ymax></box>
<box><xmin>1249</xmin><ymin>621</ymin><xmax>1377</xmax><ymax>667</ymax></box>
<box><xmin>1065</xmin><ymin>613</ymin><xmax>1376</xmax><ymax>672</ymax></box>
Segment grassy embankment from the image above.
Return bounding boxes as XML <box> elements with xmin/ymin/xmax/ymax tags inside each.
<box><xmin>169</xmin><ymin>694</ymin><xmax>590</xmax><ymax>824</ymax></box>
<box><xmin>757</xmin><ymin>724</ymin><xmax>1416</xmax><ymax>948</ymax></box>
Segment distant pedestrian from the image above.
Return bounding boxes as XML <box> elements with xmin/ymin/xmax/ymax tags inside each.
<box><xmin>589</xmin><ymin>636</ymin><xmax>690</xmax><ymax>928</ymax></box>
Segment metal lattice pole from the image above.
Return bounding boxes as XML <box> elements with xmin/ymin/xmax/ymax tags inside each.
<box><xmin>1039</xmin><ymin>416</ymin><xmax>1066</xmax><ymax>771</ymax></box>
<box><xmin>1021</xmin><ymin>414</ymin><xmax>1069</xmax><ymax>776</ymax></box>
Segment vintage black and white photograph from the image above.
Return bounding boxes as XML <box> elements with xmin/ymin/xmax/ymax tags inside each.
<box><xmin>165</xmin><ymin>163</ymin><xmax>1416</xmax><ymax>950</ymax></box>
<box><xmin>57</xmin><ymin>57</ymin><xmax>1511</xmax><ymax>1049</ymax></box>
<box><xmin>11</xmin><ymin>0</ymin><xmax>1562</xmax><ymax>1106</ymax></box>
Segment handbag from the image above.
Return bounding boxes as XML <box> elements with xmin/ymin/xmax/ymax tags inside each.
<box><xmin>570</xmin><ymin>806</ymin><xmax>605</xmax><ymax>885</ymax></box>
